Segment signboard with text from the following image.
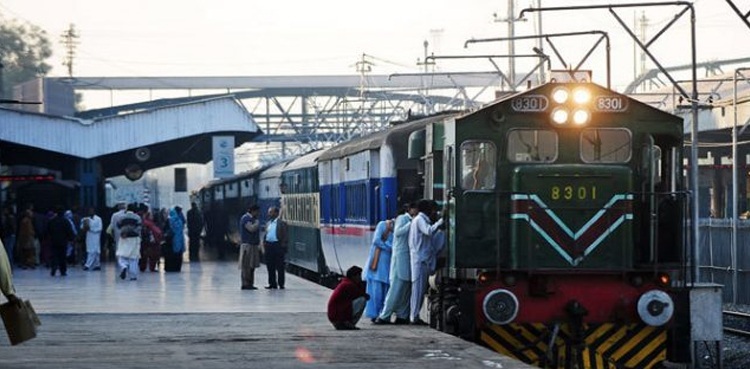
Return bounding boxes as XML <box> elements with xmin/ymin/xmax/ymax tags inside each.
<box><xmin>212</xmin><ymin>136</ymin><xmax>235</xmax><ymax>179</ymax></box>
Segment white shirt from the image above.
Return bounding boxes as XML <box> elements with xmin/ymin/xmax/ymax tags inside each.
<box><xmin>83</xmin><ymin>215</ymin><xmax>103</xmax><ymax>253</ymax></box>
<box><xmin>408</xmin><ymin>212</ymin><xmax>444</xmax><ymax>281</ymax></box>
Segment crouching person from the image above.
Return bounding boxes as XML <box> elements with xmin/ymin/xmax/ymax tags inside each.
<box><xmin>327</xmin><ymin>266</ymin><xmax>369</xmax><ymax>330</ymax></box>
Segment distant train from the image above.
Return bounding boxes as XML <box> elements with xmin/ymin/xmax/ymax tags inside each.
<box><xmin>199</xmin><ymin>81</ymin><xmax>688</xmax><ymax>369</ymax></box>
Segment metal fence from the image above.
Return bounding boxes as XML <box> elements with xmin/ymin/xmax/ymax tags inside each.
<box><xmin>698</xmin><ymin>218</ymin><xmax>750</xmax><ymax>305</ymax></box>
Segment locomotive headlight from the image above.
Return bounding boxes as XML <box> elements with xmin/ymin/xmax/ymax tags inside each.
<box><xmin>482</xmin><ymin>289</ymin><xmax>519</xmax><ymax>325</ymax></box>
<box><xmin>572</xmin><ymin>109</ymin><xmax>590</xmax><ymax>125</ymax></box>
<box><xmin>573</xmin><ymin>87</ymin><xmax>591</xmax><ymax>104</ymax></box>
<box><xmin>637</xmin><ymin>290</ymin><xmax>674</xmax><ymax>326</ymax></box>
<box><xmin>551</xmin><ymin>87</ymin><xmax>569</xmax><ymax>104</ymax></box>
<box><xmin>551</xmin><ymin>108</ymin><xmax>569</xmax><ymax>124</ymax></box>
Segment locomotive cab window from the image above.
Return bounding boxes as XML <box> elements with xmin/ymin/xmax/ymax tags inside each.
<box><xmin>461</xmin><ymin>141</ymin><xmax>496</xmax><ymax>190</ymax></box>
<box><xmin>507</xmin><ymin>129</ymin><xmax>557</xmax><ymax>163</ymax></box>
<box><xmin>580</xmin><ymin>128</ymin><xmax>632</xmax><ymax>163</ymax></box>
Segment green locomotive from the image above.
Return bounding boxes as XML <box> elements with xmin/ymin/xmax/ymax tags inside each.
<box><xmin>415</xmin><ymin>81</ymin><xmax>686</xmax><ymax>369</ymax></box>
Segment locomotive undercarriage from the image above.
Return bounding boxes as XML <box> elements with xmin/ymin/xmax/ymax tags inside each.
<box><xmin>429</xmin><ymin>275</ymin><xmax>670</xmax><ymax>369</ymax></box>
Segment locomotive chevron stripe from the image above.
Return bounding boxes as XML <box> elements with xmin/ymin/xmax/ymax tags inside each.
<box><xmin>480</xmin><ymin>323</ymin><xmax>666</xmax><ymax>369</ymax></box>
<box><xmin>510</xmin><ymin>194</ymin><xmax>633</xmax><ymax>265</ymax></box>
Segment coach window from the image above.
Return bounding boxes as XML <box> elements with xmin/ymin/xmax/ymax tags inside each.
<box><xmin>507</xmin><ymin>129</ymin><xmax>557</xmax><ymax>163</ymax></box>
<box><xmin>461</xmin><ymin>141</ymin><xmax>496</xmax><ymax>190</ymax></box>
<box><xmin>581</xmin><ymin>128</ymin><xmax>632</xmax><ymax>163</ymax></box>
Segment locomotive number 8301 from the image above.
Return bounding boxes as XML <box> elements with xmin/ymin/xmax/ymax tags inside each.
<box><xmin>550</xmin><ymin>185</ymin><xmax>597</xmax><ymax>201</ymax></box>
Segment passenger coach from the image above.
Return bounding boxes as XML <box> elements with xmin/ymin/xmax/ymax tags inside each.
<box><xmin>317</xmin><ymin>114</ymin><xmax>456</xmax><ymax>276</ymax></box>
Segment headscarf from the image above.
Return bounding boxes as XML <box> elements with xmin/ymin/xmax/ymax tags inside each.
<box><xmin>169</xmin><ymin>207</ymin><xmax>186</xmax><ymax>253</ymax></box>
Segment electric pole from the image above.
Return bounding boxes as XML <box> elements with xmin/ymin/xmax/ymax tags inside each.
<box><xmin>638</xmin><ymin>12</ymin><xmax>649</xmax><ymax>91</ymax></box>
<box><xmin>494</xmin><ymin>0</ymin><xmax>524</xmax><ymax>90</ymax></box>
<box><xmin>61</xmin><ymin>24</ymin><xmax>80</xmax><ymax>78</ymax></box>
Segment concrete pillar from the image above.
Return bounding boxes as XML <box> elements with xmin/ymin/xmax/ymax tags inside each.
<box><xmin>77</xmin><ymin>159</ymin><xmax>103</xmax><ymax>209</ymax></box>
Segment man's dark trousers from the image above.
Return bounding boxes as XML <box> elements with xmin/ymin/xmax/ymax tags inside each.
<box><xmin>265</xmin><ymin>241</ymin><xmax>285</xmax><ymax>288</ymax></box>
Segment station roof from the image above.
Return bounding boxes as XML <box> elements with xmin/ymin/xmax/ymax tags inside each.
<box><xmin>0</xmin><ymin>96</ymin><xmax>260</xmax><ymax>178</ymax></box>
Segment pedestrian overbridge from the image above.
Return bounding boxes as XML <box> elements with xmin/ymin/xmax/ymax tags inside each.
<box><xmin>0</xmin><ymin>95</ymin><xmax>260</xmax><ymax>207</ymax></box>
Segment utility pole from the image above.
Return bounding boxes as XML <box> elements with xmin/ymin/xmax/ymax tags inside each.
<box><xmin>638</xmin><ymin>11</ymin><xmax>648</xmax><ymax>91</ymax></box>
<box><xmin>494</xmin><ymin>0</ymin><xmax>524</xmax><ymax>90</ymax></box>
<box><xmin>61</xmin><ymin>24</ymin><xmax>80</xmax><ymax>78</ymax></box>
<box><xmin>354</xmin><ymin>53</ymin><xmax>374</xmax><ymax>136</ymax></box>
<box><xmin>416</xmin><ymin>41</ymin><xmax>436</xmax><ymax>114</ymax></box>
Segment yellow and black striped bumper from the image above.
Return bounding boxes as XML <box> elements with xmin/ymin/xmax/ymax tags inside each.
<box><xmin>480</xmin><ymin>323</ymin><xmax>666</xmax><ymax>369</ymax></box>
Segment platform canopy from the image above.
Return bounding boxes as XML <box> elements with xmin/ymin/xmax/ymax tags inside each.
<box><xmin>0</xmin><ymin>96</ymin><xmax>260</xmax><ymax>178</ymax></box>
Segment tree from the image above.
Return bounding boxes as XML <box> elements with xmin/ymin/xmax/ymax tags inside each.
<box><xmin>0</xmin><ymin>14</ymin><xmax>52</xmax><ymax>98</ymax></box>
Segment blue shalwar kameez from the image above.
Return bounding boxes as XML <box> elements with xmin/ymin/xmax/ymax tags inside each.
<box><xmin>364</xmin><ymin>220</ymin><xmax>393</xmax><ymax>319</ymax></box>
<box><xmin>378</xmin><ymin>212</ymin><xmax>413</xmax><ymax>322</ymax></box>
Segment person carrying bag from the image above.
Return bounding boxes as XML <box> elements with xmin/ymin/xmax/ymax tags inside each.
<box><xmin>0</xmin><ymin>240</ymin><xmax>39</xmax><ymax>345</ymax></box>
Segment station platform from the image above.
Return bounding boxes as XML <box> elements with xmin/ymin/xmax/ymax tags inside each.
<box><xmin>0</xmin><ymin>261</ymin><xmax>533</xmax><ymax>369</ymax></box>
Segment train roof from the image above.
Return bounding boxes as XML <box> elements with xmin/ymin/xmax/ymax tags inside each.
<box><xmin>283</xmin><ymin>149</ymin><xmax>326</xmax><ymax>172</ymax></box>
<box><xmin>201</xmin><ymin>165</ymin><xmax>267</xmax><ymax>189</ymax></box>
<box><xmin>461</xmin><ymin>81</ymin><xmax>683</xmax><ymax>124</ymax></box>
<box><xmin>259</xmin><ymin>159</ymin><xmax>292</xmax><ymax>180</ymax></box>
<box><xmin>318</xmin><ymin>112</ymin><xmax>460</xmax><ymax>161</ymax></box>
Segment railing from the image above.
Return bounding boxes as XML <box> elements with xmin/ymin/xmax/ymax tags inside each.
<box><xmin>698</xmin><ymin>218</ymin><xmax>750</xmax><ymax>304</ymax></box>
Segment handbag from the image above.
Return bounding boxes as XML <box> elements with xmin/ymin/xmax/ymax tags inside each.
<box><xmin>0</xmin><ymin>299</ymin><xmax>38</xmax><ymax>345</ymax></box>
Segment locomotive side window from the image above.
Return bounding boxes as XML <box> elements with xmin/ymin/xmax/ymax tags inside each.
<box><xmin>507</xmin><ymin>129</ymin><xmax>557</xmax><ymax>163</ymax></box>
<box><xmin>580</xmin><ymin>128</ymin><xmax>632</xmax><ymax>163</ymax></box>
<box><xmin>461</xmin><ymin>141</ymin><xmax>496</xmax><ymax>190</ymax></box>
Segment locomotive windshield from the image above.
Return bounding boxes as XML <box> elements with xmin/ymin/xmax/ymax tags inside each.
<box><xmin>506</xmin><ymin>129</ymin><xmax>557</xmax><ymax>163</ymax></box>
<box><xmin>580</xmin><ymin>128</ymin><xmax>632</xmax><ymax>163</ymax></box>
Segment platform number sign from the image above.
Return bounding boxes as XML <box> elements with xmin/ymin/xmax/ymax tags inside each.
<box><xmin>213</xmin><ymin>136</ymin><xmax>235</xmax><ymax>179</ymax></box>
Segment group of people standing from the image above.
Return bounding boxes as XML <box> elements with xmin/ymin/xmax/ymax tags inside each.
<box><xmin>2</xmin><ymin>205</ymin><xmax>93</xmax><ymax>276</ymax></box>
<box><xmin>327</xmin><ymin>199</ymin><xmax>445</xmax><ymax>330</ymax></box>
<box><xmin>237</xmin><ymin>205</ymin><xmax>288</xmax><ymax>290</ymax></box>
<box><xmin>0</xmin><ymin>200</ymin><xmax>206</xmax><ymax>281</ymax></box>
<box><xmin>107</xmin><ymin>202</ymin><xmax>203</xmax><ymax>280</ymax></box>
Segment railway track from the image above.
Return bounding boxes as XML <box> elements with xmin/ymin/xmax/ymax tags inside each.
<box><xmin>723</xmin><ymin>310</ymin><xmax>750</xmax><ymax>338</ymax></box>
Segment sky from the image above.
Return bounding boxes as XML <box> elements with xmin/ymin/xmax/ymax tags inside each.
<box><xmin>0</xmin><ymin>0</ymin><xmax>747</xmax><ymax>101</ymax></box>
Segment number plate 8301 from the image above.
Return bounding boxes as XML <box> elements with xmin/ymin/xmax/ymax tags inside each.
<box><xmin>595</xmin><ymin>96</ymin><xmax>628</xmax><ymax>112</ymax></box>
<box><xmin>512</xmin><ymin>95</ymin><xmax>549</xmax><ymax>112</ymax></box>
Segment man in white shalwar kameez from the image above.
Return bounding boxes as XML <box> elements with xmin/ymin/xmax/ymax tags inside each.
<box><xmin>408</xmin><ymin>199</ymin><xmax>443</xmax><ymax>325</ymax></box>
<box><xmin>82</xmin><ymin>207</ymin><xmax>103</xmax><ymax>271</ymax></box>
<box><xmin>116</xmin><ymin>204</ymin><xmax>142</xmax><ymax>281</ymax></box>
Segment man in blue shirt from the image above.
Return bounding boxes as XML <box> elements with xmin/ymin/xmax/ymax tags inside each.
<box><xmin>263</xmin><ymin>206</ymin><xmax>288</xmax><ymax>289</ymax></box>
<box><xmin>408</xmin><ymin>200</ymin><xmax>443</xmax><ymax>325</ymax></box>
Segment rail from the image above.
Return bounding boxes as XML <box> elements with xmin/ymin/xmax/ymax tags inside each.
<box><xmin>723</xmin><ymin>310</ymin><xmax>750</xmax><ymax>338</ymax></box>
